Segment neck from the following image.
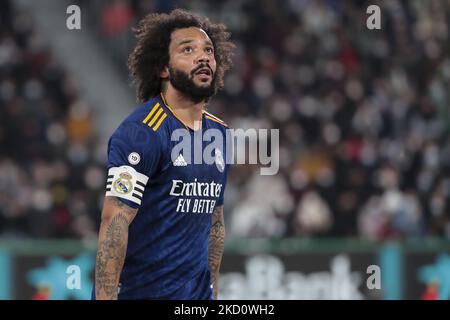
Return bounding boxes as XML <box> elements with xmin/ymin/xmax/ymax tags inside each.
<box><xmin>162</xmin><ymin>84</ymin><xmax>205</xmax><ymax>130</ymax></box>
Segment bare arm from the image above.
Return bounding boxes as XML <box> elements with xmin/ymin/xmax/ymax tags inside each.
<box><xmin>208</xmin><ymin>205</ymin><xmax>225</xmax><ymax>300</ymax></box>
<box><xmin>95</xmin><ymin>196</ymin><xmax>138</xmax><ymax>300</ymax></box>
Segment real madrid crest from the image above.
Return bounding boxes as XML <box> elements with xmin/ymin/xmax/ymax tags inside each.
<box><xmin>215</xmin><ymin>148</ymin><xmax>225</xmax><ymax>173</ymax></box>
<box><xmin>113</xmin><ymin>172</ymin><xmax>133</xmax><ymax>194</ymax></box>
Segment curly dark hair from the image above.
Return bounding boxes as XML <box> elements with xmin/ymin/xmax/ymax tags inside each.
<box><xmin>128</xmin><ymin>9</ymin><xmax>235</xmax><ymax>102</ymax></box>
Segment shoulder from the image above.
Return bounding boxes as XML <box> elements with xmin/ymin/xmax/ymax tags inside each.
<box><xmin>123</xmin><ymin>97</ymin><xmax>168</xmax><ymax>131</ymax></box>
<box><xmin>110</xmin><ymin>98</ymin><xmax>167</xmax><ymax>150</ymax></box>
<box><xmin>203</xmin><ymin>110</ymin><xmax>229</xmax><ymax>129</ymax></box>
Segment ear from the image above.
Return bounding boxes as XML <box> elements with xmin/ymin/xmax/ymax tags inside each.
<box><xmin>160</xmin><ymin>66</ymin><xmax>169</xmax><ymax>79</ymax></box>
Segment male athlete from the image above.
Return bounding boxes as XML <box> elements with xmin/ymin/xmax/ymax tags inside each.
<box><xmin>93</xmin><ymin>9</ymin><xmax>235</xmax><ymax>300</ymax></box>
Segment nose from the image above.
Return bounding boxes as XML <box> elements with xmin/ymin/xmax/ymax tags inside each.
<box><xmin>196</xmin><ymin>52</ymin><xmax>210</xmax><ymax>64</ymax></box>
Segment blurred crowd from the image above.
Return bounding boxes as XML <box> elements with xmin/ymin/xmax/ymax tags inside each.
<box><xmin>2</xmin><ymin>0</ymin><xmax>450</xmax><ymax>240</ymax></box>
<box><xmin>0</xmin><ymin>1</ymin><xmax>100</xmax><ymax>239</ymax></box>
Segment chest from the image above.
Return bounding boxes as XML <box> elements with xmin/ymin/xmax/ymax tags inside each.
<box><xmin>159</xmin><ymin>128</ymin><xmax>227</xmax><ymax>184</ymax></box>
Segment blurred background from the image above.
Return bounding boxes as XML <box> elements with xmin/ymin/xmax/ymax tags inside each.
<box><xmin>1</xmin><ymin>0</ymin><xmax>450</xmax><ymax>300</ymax></box>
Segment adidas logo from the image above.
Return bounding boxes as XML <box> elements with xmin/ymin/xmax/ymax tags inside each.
<box><xmin>173</xmin><ymin>154</ymin><xmax>187</xmax><ymax>167</ymax></box>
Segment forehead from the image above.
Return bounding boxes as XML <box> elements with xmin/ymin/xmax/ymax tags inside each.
<box><xmin>170</xmin><ymin>27</ymin><xmax>213</xmax><ymax>46</ymax></box>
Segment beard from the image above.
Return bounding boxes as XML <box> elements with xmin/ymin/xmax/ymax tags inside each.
<box><xmin>168</xmin><ymin>65</ymin><xmax>216</xmax><ymax>102</ymax></box>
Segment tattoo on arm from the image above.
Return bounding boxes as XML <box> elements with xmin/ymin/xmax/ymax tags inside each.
<box><xmin>208</xmin><ymin>206</ymin><xmax>225</xmax><ymax>299</ymax></box>
<box><xmin>95</xmin><ymin>197</ymin><xmax>136</xmax><ymax>299</ymax></box>
<box><xmin>109</xmin><ymin>197</ymin><xmax>136</xmax><ymax>223</ymax></box>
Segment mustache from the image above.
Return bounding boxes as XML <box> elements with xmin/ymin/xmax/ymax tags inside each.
<box><xmin>191</xmin><ymin>63</ymin><xmax>213</xmax><ymax>76</ymax></box>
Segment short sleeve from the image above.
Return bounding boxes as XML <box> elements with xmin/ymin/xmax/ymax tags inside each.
<box><xmin>215</xmin><ymin>163</ymin><xmax>230</xmax><ymax>207</ymax></box>
<box><xmin>105</xmin><ymin>121</ymin><xmax>162</xmax><ymax>208</ymax></box>
<box><xmin>215</xmin><ymin>127</ymin><xmax>232</xmax><ymax>207</ymax></box>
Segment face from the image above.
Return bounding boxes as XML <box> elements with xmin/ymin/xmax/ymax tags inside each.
<box><xmin>163</xmin><ymin>27</ymin><xmax>217</xmax><ymax>101</ymax></box>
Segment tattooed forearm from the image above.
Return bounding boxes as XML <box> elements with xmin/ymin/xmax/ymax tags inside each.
<box><xmin>208</xmin><ymin>206</ymin><xmax>225</xmax><ymax>299</ymax></box>
<box><xmin>110</xmin><ymin>197</ymin><xmax>136</xmax><ymax>222</ymax></box>
<box><xmin>95</xmin><ymin>212</ymin><xmax>130</xmax><ymax>299</ymax></box>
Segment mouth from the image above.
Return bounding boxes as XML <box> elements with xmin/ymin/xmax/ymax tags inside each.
<box><xmin>193</xmin><ymin>67</ymin><xmax>213</xmax><ymax>81</ymax></box>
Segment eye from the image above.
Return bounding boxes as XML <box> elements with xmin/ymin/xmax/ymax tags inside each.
<box><xmin>183</xmin><ymin>46</ymin><xmax>193</xmax><ymax>53</ymax></box>
<box><xmin>206</xmin><ymin>47</ymin><xmax>214</xmax><ymax>54</ymax></box>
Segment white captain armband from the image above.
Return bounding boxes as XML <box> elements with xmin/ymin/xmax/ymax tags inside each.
<box><xmin>105</xmin><ymin>166</ymin><xmax>149</xmax><ymax>206</ymax></box>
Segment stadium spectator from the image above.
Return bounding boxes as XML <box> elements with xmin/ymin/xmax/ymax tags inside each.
<box><xmin>0</xmin><ymin>3</ymin><xmax>100</xmax><ymax>239</ymax></box>
<box><xmin>2</xmin><ymin>0</ymin><xmax>450</xmax><ymax>240</ymax></box>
